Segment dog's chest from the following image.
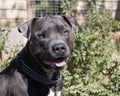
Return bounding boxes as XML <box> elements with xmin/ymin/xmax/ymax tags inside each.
<box><xmin>48</xmin><ymin>89</ymin><xmax>61</xmax><ymax>96</ymax></box>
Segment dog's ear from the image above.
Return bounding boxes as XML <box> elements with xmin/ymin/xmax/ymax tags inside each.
<box><xmin>62</xmin><ymin>16</ymin><xmax>77</xmax><ymax>32</ymax></box>
<box><xmin>18</xmin><ymin>18</ymin><xmax>37</xmax><ymax>39</ymax></box>
<box><xmin>18</xmin><ymin>21</ymin><xmax>31</xmax><ymax>38</ymax></box>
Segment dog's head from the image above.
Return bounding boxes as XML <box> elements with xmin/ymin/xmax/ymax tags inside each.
<box><xmin>18</xmin><ymin>16</ymin><xmax>77</xmax><ymax>69</ymax></box>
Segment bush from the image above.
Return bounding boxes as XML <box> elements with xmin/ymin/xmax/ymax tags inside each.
<box><xmin>62</xmin><ymin>1</ymin><xmax>120</xmax><ymax>96</ymax></box>
<box><xmin>0</xmin><ymin>32</ymin><xmax>6</xmax><ymax>54</ymax></box>
<box><xmin>0</xmin><ymin>29</ymin><xmax>8</xmax><ymax>71</ymax></box>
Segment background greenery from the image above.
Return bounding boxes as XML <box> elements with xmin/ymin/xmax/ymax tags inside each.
<box><xmin>62</xmin><ymin>0</ymin><xmax>120</xmax><ymax>96</ymax></box>
<box><xmin>0</xmin><ymin>0</ymin><xmax>120</xmax><ymax>96</ymax></box>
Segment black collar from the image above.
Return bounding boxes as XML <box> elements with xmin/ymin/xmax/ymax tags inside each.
<box><xmin>17</xmin><ymin>57</ymin><xmax>60</xmax><ymax>86</ymax></box>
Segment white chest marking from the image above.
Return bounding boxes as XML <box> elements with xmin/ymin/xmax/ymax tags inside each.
<box><xmin>48</xmin><ymin>89</ymin><xmax>61</xmax><ymax>96</ymax></box>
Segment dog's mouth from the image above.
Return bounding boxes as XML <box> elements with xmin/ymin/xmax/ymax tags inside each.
<box><xmin>43</xmin><ymin>58</ymin><xmax>67</xmax><ymax>68</ymax></box>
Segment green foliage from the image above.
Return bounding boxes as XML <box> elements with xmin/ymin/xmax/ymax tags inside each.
<box><xmin>61</xmin><ymin>0</ymin><xmax>76</xmax><ymax>16</ymax></box>
<box><xmin>0</xmin><ymin>32</ymin><xmax>6</xmax><ymax>53</ymax></box>
<box><xmin>62</xmin><ymin>2</ymin><xmax>120</xmax><ymax>96</ymax></box>
<box><xmin>0</xmin><ymin>29</ymin><xmax>8</xmax><ymax>71</ymax></box>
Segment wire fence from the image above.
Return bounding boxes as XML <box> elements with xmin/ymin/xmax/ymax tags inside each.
<box><xmin>0</xmin><ymin>0</ymin><xmax>120</xmax><ymax>26</ymax></box>
<box><xmin>32</xmin><ymin>0</ymin><xmax>63</xmax><ymax>17</ymax></box>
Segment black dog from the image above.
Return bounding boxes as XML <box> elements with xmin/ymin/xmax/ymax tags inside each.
<box><xmin>0</xmin><ymin>16</ymin><xmax>76</xmax><ymax>96</ymax></box>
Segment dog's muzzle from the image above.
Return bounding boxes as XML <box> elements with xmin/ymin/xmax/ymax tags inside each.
<box><xmin>36</xmin><ymin>42</ymin><xmax>69</xmax><ymax>69</ymax></box>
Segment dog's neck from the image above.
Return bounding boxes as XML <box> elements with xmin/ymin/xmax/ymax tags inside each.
<box><xmin>17</xmin><ymin>57</ymin><xmax>60</xmax><ymax>86</ymax></box>
<box><xmin>42</xmin><ymin>67</ymin><xmax>61</xmax><ymax>80</ymax></box>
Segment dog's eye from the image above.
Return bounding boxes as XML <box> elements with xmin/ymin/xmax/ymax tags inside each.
<box><xmin>63</xmin><ymin>31</ymin><xmax>69</xmax><ymax>36</ymax></box>
<box><xmin>37</xmin><ymin>33</ymin><xmax>45</xmax><ymax>39</ymax></box>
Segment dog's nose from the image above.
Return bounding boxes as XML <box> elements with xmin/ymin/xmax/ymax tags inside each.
<box><xmin>52</xmin><ymin>43</ymin><xmax>66</xmax><ymax>56</ymax></box>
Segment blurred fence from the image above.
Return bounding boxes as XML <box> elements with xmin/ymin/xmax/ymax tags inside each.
<box><xmin>35</xmin><ymin>0</ymin><xmax>62</xmax><ymax>16</ymax></box>
<box><xmin>0</xmin><ymin>0</ymin><xmax>120</xmax><ymax>26</ymax></box>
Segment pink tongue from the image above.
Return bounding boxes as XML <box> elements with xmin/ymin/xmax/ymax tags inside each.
<box><xmin>55</xmin><ymin>61</ymin><xmax>66</xmax><ymax>67</ymax></box>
